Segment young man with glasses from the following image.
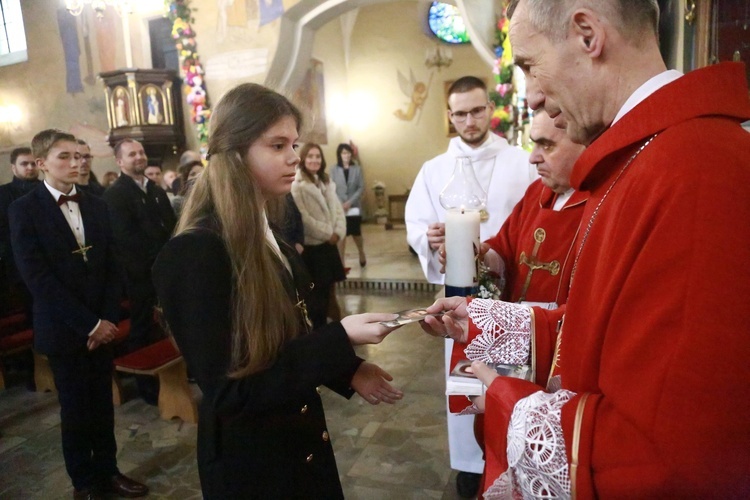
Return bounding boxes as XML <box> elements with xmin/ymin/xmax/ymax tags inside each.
<box><xmin>76</xmin><ymin>139</ymin><xmax>105</xmax><ymax>197</ymax></box>
<box><xmin>405</xmin><ymin>75</ymin><xmax>535</xmax><ymax>498</ymax></box>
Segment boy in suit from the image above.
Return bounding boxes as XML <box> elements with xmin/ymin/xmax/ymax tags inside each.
<box><xmin>9</xmin><ymin>129</ymin><xmax>148</xmax><ymax>499</ymax></box>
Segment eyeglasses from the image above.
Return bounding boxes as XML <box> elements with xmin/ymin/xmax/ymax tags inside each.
<box><xmin>81</xmin><ymin>155</ymin><xmax>93</xmax><ymax>160</ymax></box>
<box><xmin>450</xmin><ymin>104</ymin><xmax>489</xmax><ymax>123</ymax></box>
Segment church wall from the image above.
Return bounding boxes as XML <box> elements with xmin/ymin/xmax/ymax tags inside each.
<box><xmin>0</xmin><ymin>0</ymin><xmax>292</xmax><ymax>183</ymax></box>
<box><xmin>309</xmin><ymin>1</ymin><xmax>491</xmax><ymax>217</ymax></box>
<box><xmin>0</xmin><ymin>2</ymin><xmax>128</xmax><ymax>182</ymax></box>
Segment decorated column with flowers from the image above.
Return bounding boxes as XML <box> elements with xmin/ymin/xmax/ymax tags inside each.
<box><xmin>165</xmin><ymin>0</ymin><xmax>211</xmax><ymax>158</ymax></box>
<box><xmin>488</xmin><ymin>12</ymin><xmax>530</xmax><ymax>149</ymax></box>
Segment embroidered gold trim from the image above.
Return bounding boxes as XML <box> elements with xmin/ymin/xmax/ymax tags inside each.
<box><xmin>529</xmin><ymin>306</ymin><xmax>536</xmax><ymax>380</ymax></box>
<box><xmin>570</xmin><ymin>392</ymin><xmax>590</xmax><ymax>500</ymax></box>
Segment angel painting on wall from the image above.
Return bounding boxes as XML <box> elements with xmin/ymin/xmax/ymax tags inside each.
<box><xmin>394</xmin><ymin>68</ymin><xmax>433</xmax><ymax>123</ymax></box>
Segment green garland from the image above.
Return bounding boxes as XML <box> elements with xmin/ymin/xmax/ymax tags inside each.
<box><xmin>165</xmin><ymin>0</ymin><xmax>211</xmax><ymax>157</ymax></box>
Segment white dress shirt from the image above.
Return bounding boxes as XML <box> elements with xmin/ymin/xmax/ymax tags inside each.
<box><xmin>44</xmin><ymin>180</ymin><xmax>100</xmax><ymax>336</ymax></box>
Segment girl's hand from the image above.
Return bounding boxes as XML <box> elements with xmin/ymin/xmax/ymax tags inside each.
<box><xmin>352</xmin><ymin>362</ymin><xmax>403</xmax><ymax>405</ymax></box>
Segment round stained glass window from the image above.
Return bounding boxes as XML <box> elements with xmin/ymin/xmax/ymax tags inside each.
<box><xmin>428</xmin><ymin>2</ymin><xmax>470</xmax><ymax>44</ymax></box>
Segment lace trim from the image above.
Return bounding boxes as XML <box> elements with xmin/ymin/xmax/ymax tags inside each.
<box><xmin>484</xmin><ymin>469</ymin><xmax>520</xmax><ymax>500</ymax></box>
<box><xmin>487</xmin><ymin>390</ymin><xmax>575</xmax><ymax>499</ymax></box>
<box><xmin>465</xmin><ymin>299</ymin><xmax>532</xmax><ymax>366</ymax></box>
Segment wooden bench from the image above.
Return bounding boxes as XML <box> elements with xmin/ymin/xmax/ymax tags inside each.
<box><xmin>0</xmin><ymin>312</ymin><xmax>33</xmax><ymax>389</ymax></box>
<box><xmin>113</xmin><ymin>338</ymin><xmax>197</xmax><ymax>424</ymax></box>
<box><xmin>32</xmin><ymin>318</ymin><xmax>134</xmax><ymax>396</ymax></box>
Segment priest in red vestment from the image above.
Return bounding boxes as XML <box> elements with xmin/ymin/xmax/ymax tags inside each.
<box><xmin>423</xmin><ymin>0</ymin><xmax>750</xmax><ymax>498</ymax></box>
<box><xmin>445</xmin><ymin>109</ymin><xmax>586</xmax><ymax>415</ymax></box>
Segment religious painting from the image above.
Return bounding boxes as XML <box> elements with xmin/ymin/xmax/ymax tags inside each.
<box><xmin>216</xmin><ymin>0</ymin><xmax>259</xmax><ymax>42</ymax></box>
<box><xmin>293</xmin><ymin>58</ymin><xmax>328</xmax><ymax>144</ymax></box>
<box><xmin>112</xmin><ymin>86</ymin><xmax>131</xmax><ymax>128</ymax></box>
<box><xmin>394</xmin><ymin>68</ymin><xmax>432</xmax><ymax>123</ymax></box>
<box><xmin>139</xmin><ymin>84</ymin><xmax>166</xmax><ymax>125</ymax></box>
<box><xmin>259</xmin><ymin>0</ymin><xmax>284</xmax><ymax>26</ymax></box>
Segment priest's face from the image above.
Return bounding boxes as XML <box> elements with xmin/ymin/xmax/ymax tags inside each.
<box><xmin>448</xmin><ymin>88</ymin><xmax>494</xmax><ymax>147</ymax></box>
<box><xmin>509</xmin><ymin>1</ymin><xmax>603</xmax><ymax>145</ymax></box>
<box><xmin>529</xmin><ymin>111</ymin><xmax>585</xmax><ymax>193</ymax></box>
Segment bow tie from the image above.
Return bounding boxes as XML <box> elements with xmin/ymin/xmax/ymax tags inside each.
<box><xmin>57</xmin><ymin>193</ymin><xmax>81</xmax><ymax>206</ymax></box>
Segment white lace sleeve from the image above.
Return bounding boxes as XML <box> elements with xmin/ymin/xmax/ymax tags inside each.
<box><xmin>464</xmin><ymin>299</ymin><xmax>532</xmax><ymax>366</ymax></box>
<box><xmin>485</xmin><ymin>389</ymin><xmax>575</xmax><ymax>500</ymax></box>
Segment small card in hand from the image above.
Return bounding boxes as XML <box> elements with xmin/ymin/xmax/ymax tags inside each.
<box><xmin>380</xmin><ymin>308</ymin><xmax>442</xmax><ymax>327</ymax></box>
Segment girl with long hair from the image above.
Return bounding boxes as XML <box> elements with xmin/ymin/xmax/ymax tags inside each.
<box><xmin>152</xmin><ymin>83</ymin><xmax>402</xmax><ymax>499</ymax></box>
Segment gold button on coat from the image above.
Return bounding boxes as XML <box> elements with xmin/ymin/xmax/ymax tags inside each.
<box><xmin>306</xmin><ymin>454</ymin><xmax>314</xmax><ymax>463</ymax></box>
<box><xmin>300</xmin><ymin>405</ymin><xmax>308</xmax><ymax>414</ymax></box>
<box><xmin>322</xmin><ymin>431</ymin><xmax>329</xmax><ymax>442</ymax></box>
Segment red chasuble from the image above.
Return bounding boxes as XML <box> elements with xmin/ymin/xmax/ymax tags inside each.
<box><xmin>475</xmin><ymin>63</ymin><xmax>750</xmax><ymax>498</ymax></box>
<box><xmin>448</xmin><ymin>181</ymin><xmax>587</xmax><ymax>413</ymax></box>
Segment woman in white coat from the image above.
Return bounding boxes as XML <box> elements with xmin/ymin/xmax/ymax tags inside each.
<box><xmin>291</xmin><ymin>143</ymin><xmax>347</xmax><ymax>328</ymax></box>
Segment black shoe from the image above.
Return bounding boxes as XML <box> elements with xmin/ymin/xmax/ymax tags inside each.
<box><xmin>456</xmin><ymin>471</ymin><xmax>482</xmax><ymax>498</ymax></box>
<box><xmin>72</xmin><ymin>488</ymin><xmax>104</xmax><ymax>500</ymax></box>
<box><xmin>101</xmin><ymin>473</ymin><xmax>149</xmax><ymax>498</ymax></box>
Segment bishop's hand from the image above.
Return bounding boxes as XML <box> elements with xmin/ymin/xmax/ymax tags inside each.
<box><xmin>420</xmin><ymin>297</ymin><xmax>468</xmax><ymax>343</ymax></box>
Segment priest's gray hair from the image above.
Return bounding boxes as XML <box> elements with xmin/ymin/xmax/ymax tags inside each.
<box><xmin>507</xmin><ymin>0</ymin><xmax>659</xmax><ymax>44</ymax></box>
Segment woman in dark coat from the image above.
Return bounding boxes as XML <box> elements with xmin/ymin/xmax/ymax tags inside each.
<box><xmin>152</xmin><ymin>83</ymin><xmax>402</xmax><ymax>499</ymax></box>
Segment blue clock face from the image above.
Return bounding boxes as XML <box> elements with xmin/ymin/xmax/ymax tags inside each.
<box><xmin>428</xmin><ymin>2</ymin><xmax>470</xmax><ymax>44</ymax></box>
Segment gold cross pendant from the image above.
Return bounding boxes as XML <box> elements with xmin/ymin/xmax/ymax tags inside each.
<box><xmin>295</xmin><ymin>292</ymin><xmax>313</xmax><ymax>332</ymax></box>
<box><xmin>72</xmin><ymin>244</ymin><xmax>93</xmax><ymax>263</ymax></box>
<box><xmin>517</xmin><ymin>228</ymin><xmax>561</xmax><ymax>302</ymax></box>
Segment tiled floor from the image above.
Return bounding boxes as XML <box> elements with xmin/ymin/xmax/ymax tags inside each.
<box><xmin>0</xmin><ymin>225</ymin><xmax>472</xmax><ymax>499</ymax></box>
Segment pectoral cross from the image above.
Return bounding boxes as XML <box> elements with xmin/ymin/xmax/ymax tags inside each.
<box><xmin>72</xmin><ymin>244</ymin><xmax>93</xmax><ymax>263</ymax></box>
<box><xmin>518</xmin><ymin>228</ymin><xmax>560</xmax><ymax>302</ymax></box>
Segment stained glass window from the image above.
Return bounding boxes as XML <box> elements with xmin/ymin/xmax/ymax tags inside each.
<box><xmin>428</xmin><ymin>2</ymin><xmax>470</xmax><ymax>44</ymax></box>
<box><xmin>0</xmin><ymin>0</ymin><xmax>28</xmax><ymax>66</ymax></box>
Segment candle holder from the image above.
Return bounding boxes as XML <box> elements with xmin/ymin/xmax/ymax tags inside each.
<box><xmin>439</xmin><ymin>157</ymin><xmax>487</xmax><ymax>297</ymax></box>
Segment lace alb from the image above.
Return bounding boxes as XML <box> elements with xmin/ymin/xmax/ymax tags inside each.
<box><xmin>485</xmin><ymin>389</ymin><xmax>575</xmax><ymax>500</ymax></box>
<box><xmin>465</xmin><ymin>299</ymin><xmax>532</xmax><ymax>366</ymax></box>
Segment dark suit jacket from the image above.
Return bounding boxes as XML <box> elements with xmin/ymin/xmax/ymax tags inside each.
<box><xmin>102</xmin><ymin>174</ymin><xmax>176</xmax><ymax>283</ymax></box>
<box><xmin>152</xmin><ymin>222</ymin><xmax>361</xmax><ymax>499</ymax></box>
<box><xmin>0</xmin><ymin>177</ymin><xmax>41</xmax><ymax>281</ymax></box>
<box><xmin>9</xmin><ymin>184</ymin><xmax>121</xmax><ymax>356</ymax></box>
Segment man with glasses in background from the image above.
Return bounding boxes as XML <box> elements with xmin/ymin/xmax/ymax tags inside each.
<box><xmin>76</xmin><ymin>139</ymin><xmax>105</xmax><ymax>197</ymax></box>
<box><xmin>405</xmin><ymin>75</ymin><xmax>535</xmax><ymax>498</ymax></box>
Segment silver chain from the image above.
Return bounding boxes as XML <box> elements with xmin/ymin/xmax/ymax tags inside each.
<box><xmin>569</xmin><ymin>133</ymin><xmax>659</xmax><ymax>288</ymax></box>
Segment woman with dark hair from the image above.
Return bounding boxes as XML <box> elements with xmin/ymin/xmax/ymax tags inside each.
<box><xmin>152</xmin><ymin>83</ymin><xmax>402</xmax><ymax>499</ymax></box>
<box><xmin>170</xmin><ymin>159</ymin><xmax>204</xmax><ymax>216</ymax></box>
<box><xmin>331</xmin><ymin>142</ymin><xmax>367</xmax><ymax>267</ymax></box>
<box><xmin>291</xmin><ymin>143</ymin><xmax>347</xmax><ymax>328</ymax></box>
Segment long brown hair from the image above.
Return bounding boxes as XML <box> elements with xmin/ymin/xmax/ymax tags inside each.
<box><xmin>176</xmin><ymin>83</ymin><xmax>302</xmax><ymax>377</ymax></box>
<box><xmin>297</xmin><ymin>143</ymin><xmax>329</xmax><ymax>184</ymax></box>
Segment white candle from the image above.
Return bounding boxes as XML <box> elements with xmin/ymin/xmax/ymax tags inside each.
<box><xmin>444</xmin><ymin>208</ymin><xmax>480</xmax><ymax>288</ymax></box>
